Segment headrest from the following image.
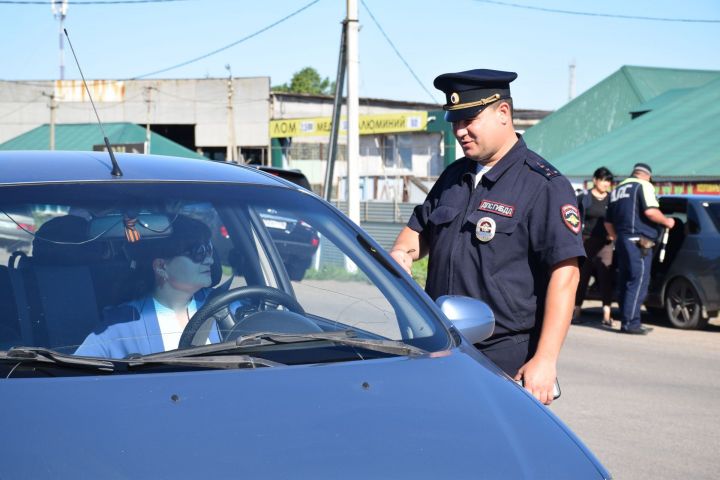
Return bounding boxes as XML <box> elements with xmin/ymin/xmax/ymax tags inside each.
<box><xmin>32</xmin><ymin>215</ymin><xmax>106</xmax><ymax>265</ymax></box>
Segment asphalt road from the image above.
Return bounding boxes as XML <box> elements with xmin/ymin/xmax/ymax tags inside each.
<box><xmin>550</xmin><ymin>300</ymin><xmax>720</xmax><ymax>480</ymax></box>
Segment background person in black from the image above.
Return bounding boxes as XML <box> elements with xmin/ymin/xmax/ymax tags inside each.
<box><xmin>573</xmin><ymin>167</ymin><xmax>615</xmax><ymax>326</ymax></box>
<box><xmin>390</xmin><ymin>69</ymin><xmax>584</xmax><ymax>405</ymax></box>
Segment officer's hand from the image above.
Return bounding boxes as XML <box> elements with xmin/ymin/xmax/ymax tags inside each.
<box><xmin>390</xmin><ymin>249</ymin><xmax>413</xmax><ymax>275</ymax></box>
<box><xmin>665</xmin><ymin>217</ymin><xmax>676</xmax><ymax>229</ymax></box>
<box><xmin>515</xmin><ymin>356</ymin><xmax>557</xmax><ymax>406</ymax></box>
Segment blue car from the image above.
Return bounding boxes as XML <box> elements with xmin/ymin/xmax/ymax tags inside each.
<box><xmin>0</xmin><ymin>151</ymin><xmax>610</xmax><ymax>479</ymax></box>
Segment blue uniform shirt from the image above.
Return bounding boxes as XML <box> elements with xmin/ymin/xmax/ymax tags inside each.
<box><xmin>606</xmin><ymin>177</ymin><xmax>661</xmax><ymax>240</ymax></box>
<box><xmin>408</xmin><ymin>137</ymin><xmax>585</xmax><ymax>338</ymax></box>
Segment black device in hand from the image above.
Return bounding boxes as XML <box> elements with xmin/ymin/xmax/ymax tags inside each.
<box><xmin>514</xmin><ymin>378</ymin><xmax>562</xmax><ymax>400</ymax></box>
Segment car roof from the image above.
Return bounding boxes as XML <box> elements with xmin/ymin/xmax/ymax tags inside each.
<box><xmin>0</xmin><ymin>150</ymin><xmax>292</xmax><ymax>187</ymax></box>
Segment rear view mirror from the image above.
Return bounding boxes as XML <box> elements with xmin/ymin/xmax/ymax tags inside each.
<box><xmin>88</xmin><ymin>213</ymin><xmax>172</xmax><ymax>239</ymax></box>
<box><xmin>436</xmin><ymin>295</ymin><xmax>494</xmax><ymax>344</ymax></box>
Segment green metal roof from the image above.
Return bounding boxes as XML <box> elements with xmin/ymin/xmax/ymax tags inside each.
<box><xmin>628</xmin><ymin>88</ymin><xmax>693</xmax><ymax>115</ymax></box>
<box><xmin>523</xmin><ymin>66</ymin><xmax>720</xmax><ymax>161</ymax></box>
<box><xmin>552</xmin><ymin>76</ymin><xmax>720</xmax><ymax>180</ymax></box>
<box><xmin>0</xmin><ymin>122</ymin><xmax>205</xmax><ymax>159</ymax></box>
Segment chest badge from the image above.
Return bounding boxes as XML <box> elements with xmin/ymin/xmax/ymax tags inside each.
<box><xmin>475</xmin><ymin>216</ymin><xmax>496</xmax><ymax>242</ymax></box>
<box><xmin>478</xmin><ymin>199</ymin><xmax>515</xmax><ymax>218</ymax></box>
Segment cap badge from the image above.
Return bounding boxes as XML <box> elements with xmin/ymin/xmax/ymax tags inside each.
<box><xmin>475</xmin><ymin>216</ymin><xmax>496</xmax><ymax>242</ymax></box>
<box><xmin>450</xmin><ymin>92</ymin><xmax>460</xmax><ymax>105</ymax></box>
<box><xmin>561</xmin><ymin>205</ymin><xmax>581</xmax><ymax>234</ymax></box>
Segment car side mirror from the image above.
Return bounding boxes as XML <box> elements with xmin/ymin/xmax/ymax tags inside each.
<box><xmin>436</xmin><ymin>295</ymin><xmax>494</xmax><ymax>344</ymax></box>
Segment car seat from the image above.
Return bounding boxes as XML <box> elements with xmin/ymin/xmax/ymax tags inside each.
<box><xmin>0</xmin><ymin>265</ymin><xmax>21</xmax><ymax>349</ymax></box>
<box><xmin>7</xmin><ymin>215</ymin><xmax>108</xmax><ymax>354</ymax></box>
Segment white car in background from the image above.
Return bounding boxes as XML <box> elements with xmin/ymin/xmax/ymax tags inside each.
<box><xmin>0</xmin><ymin>205</ymin><xmax>35</xmax><ymax>252</ymax></box>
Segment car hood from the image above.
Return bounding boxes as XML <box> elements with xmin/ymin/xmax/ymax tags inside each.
<box><xmin>0</xmin><ymin>348</ymin><xmax>609</xmax><ymax>479</ymax></box>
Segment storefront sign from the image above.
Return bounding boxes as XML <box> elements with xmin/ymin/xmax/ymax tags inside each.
<box><xmin>270</xmin><ymin>112</ymin><xmax>427</xmax><ymax>138</ymax></box>
<box><xmin>93</xmin><ymin>143</ymin><xmax>144</xmax><ymax>154</ymax></box>
<box><xmin>656</xmin><ymin>182</ymin><xmax>720</xmax><ymax>195</ymax></box>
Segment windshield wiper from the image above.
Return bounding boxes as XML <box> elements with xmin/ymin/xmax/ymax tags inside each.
<box><xmin>2</xmin><ymin>347</ymin><xmax>116</xmax><ymax>372</ymax></box>
<box><xmin>1</xmin><ymin>347</ymin><xmax>282</xmax><ymax>373</ymax></box>
<box><xmin>125</xmin><ymin>354</ymin><xmax>284</xmax><ymax>369</ymax></box>
<box><xmin>138</xmin><ymin>330</ymin><xmax>427</xmax><ymax>361</ymax></box>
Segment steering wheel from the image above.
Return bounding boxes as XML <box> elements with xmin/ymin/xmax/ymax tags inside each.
<box><xmin>178</xmin><ymin>286</ymin><xmax>308</xmax><ymax>349</ymax></box>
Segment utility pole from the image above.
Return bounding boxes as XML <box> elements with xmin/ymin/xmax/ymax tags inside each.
<box><xmin>144</xmin><ymin>85</ymin><xmax>153</xmax><ymax>154</ymax></box>
<box><xmin>42</xmin><ymin>92</ymin><xmax>57</xmax><ymax>150</ymax></box>
<box><xmin>568</xmin><ymin>59</ymin><xmax>576</xmax><ymax>102</ymax></box>
<box><xmin>323</xmin><ymin>22</ymin><xmax>347</xmax><ymax>201</ymax></box>
<box><xmin>346</xmin><ymin>0</ymin><xmax>360</xmax><ymax>226</ymax></box>
<box><xmin>225</xmin><ymin>64</ymin><xmax>238</xmax><ymax>163</ymax></box>
<box><xmin>51</xmin><ymin>0</ymin><xmax>69</xmax><ymax>80</ymax></box>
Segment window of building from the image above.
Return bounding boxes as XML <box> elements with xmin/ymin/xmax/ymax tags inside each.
<box><xmin>381</xmin><ymin>134</ymin><xmax>412</xmax><ymax>170</ymax></box>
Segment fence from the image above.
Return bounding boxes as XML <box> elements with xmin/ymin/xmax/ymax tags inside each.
<box><xmin>314</xmin><ymin>200</ymin><xmax>416</xmax><ymax>269</ymax></box>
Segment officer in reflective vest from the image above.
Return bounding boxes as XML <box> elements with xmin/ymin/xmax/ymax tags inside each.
<box><xmin>604</xmin><ymin>163</ymin><xmax>675</xmax><ymax>334</ymax></box>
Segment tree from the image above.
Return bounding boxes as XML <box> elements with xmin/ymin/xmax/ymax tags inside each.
<box><xmin>272</xmin><ymin>67</ymin><xmax>335</xmax><ymax>95</ymax></box>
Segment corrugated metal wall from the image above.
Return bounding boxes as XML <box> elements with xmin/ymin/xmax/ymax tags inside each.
<box><xmin>333</xmin><ymin>201</ymin><xmax>415</xmax><ymax>248</ymax></box>
<box><xmin>316</xmin><ymin>201</ymin><xmax>416</xmax><ymax>268</ymax></box>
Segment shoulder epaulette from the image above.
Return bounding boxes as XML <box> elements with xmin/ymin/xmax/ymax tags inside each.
<box><xmin>527</xmin><ymin>158</ymin><xmax>560</xmax><ymax>180</ymax></box>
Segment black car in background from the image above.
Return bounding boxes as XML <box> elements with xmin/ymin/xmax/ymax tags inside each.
<box><xmin>259</xmin><ymin>208</ymin><xmax>320</xmax><ymax>280</ymax></box>
<box><xmin>645</xmin><ymin>195</ymin><xmax>720</xmax><ymax>329</ymax></box>
<box><xmin>180</xmin><ymin>166</ymin><xmax>319</xmax><ymax>281</ymax></box>
<box><xmin>255</xmin><ymin>166</ymin><xmax>320</xmax><ymax>280</ymax></box>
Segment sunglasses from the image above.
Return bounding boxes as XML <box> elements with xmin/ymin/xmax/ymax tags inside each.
<box><xmin>181</xmin><ymin>242</ymin><xmax>214</xmax><ymax>263</ymax></box>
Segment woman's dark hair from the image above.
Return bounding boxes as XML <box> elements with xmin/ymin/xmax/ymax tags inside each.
<box><xmin>593</xmin><ymin>167</ymin><xmax>614</xmax><ymax>182</ymax></box>
<box><xmin>120</xmin><ymin>215</ymin><xmax>212</xmax><ymax>300</ymax></box>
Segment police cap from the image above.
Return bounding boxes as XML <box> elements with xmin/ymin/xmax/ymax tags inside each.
<box><xmin>433</xmin><ymin>69</ymin><xmax>517</xmax><ymax>122</ymax></box>
<box><xmin>633</xmin><ymin>162</ymin><xmax>653</xmax><ymax>176</ymax></box>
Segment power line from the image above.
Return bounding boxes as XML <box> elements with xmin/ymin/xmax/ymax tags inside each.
<box><xmin>130</xmin><ymin>0</ymin><xmax>321</xmax><ymax>79</ymax></box>
<box><xmin>360</xmin><ymin>0</ymin><xmax>439</xmax><ymax>104</ymax></box>
<box><xmin>474</xmin><ymin>0</ymin><xmax>720</xmax><ymax>23</ymax></box>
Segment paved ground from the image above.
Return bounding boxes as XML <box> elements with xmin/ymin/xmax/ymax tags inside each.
<box><xmin>550</xmin><ymin>300</ymin><xmax>720</xmax><ymax>480</ymax></box>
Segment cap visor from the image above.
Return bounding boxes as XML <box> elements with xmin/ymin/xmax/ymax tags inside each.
<box><xmin>444</xmin><ymin>105</ymin><xmax>485</xmax><ymax>122</ymax></box>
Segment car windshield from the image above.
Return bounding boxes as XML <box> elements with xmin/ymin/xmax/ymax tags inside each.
<box><xmin>0</xmin><ymin>182</ymin><xmax>449</xmax><ymax>371</ymax></box>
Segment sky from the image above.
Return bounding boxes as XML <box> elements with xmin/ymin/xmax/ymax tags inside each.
<box><xmin>1</xmin><ymin>0</ymin><xmax>719</xmax><ymax>111</ymax></box>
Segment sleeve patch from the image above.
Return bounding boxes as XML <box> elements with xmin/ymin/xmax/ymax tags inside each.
<box><xmin>561</xmin><ymin>204</ymin><xmax>581</xmax><ymax>234</ymax></box>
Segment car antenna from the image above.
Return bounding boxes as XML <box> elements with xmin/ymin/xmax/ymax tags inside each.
<box><xmin>63</xmin><ymin>28</ymin><xmax>123</xmax><ymax>177</ymax></box>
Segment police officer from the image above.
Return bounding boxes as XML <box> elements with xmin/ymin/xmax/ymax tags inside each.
<box><xmin>390</xmin><ymin>69</ymin><xmax>584</xmax><ymax>405</ymax></box>
<box><xmin>604</xmin><ymin>163</ymin><xmax>675</xmax><ymax>334</ymax></box>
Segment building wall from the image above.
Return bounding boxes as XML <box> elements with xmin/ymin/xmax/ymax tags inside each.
<box><xmin>0</xmin><ymin>78</ymin><xmax>270</xmax><ymax>149</ymax></box>
<box><xmin>271</xmin><ymin>93</ymin><xmax>448</xmax><ymax>197</ymax></box>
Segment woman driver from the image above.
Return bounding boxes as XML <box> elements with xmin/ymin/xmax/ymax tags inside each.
<box><xmin>76</xmin><ymin>215</ymin><xmax>222</xmax><ymax>358</ymax></box>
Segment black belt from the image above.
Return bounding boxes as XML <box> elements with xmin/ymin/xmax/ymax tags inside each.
<box><xmin>476</xmin><ymin>331</ymin><xmax>531</xmax><ymax>351</ymax></box>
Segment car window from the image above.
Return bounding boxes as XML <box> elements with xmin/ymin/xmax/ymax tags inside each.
<box><xmin>659</xmin><ymin>198</ymin><xmax>688</xmax><ymax>224</ymax></box>
<box><xmin>0</xmin><ymin>183</ymin><xmax>448</xmax><ymax>364</ymax></box>
<box><xmin>0</xmin><ymin>205</ymin><xmax>36</xmax><ymax>253</ymax></box>
<box><xmin>704</xmin><ymin>201</ymin><xmax>720</xmax><ymax>232</ymax></box>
